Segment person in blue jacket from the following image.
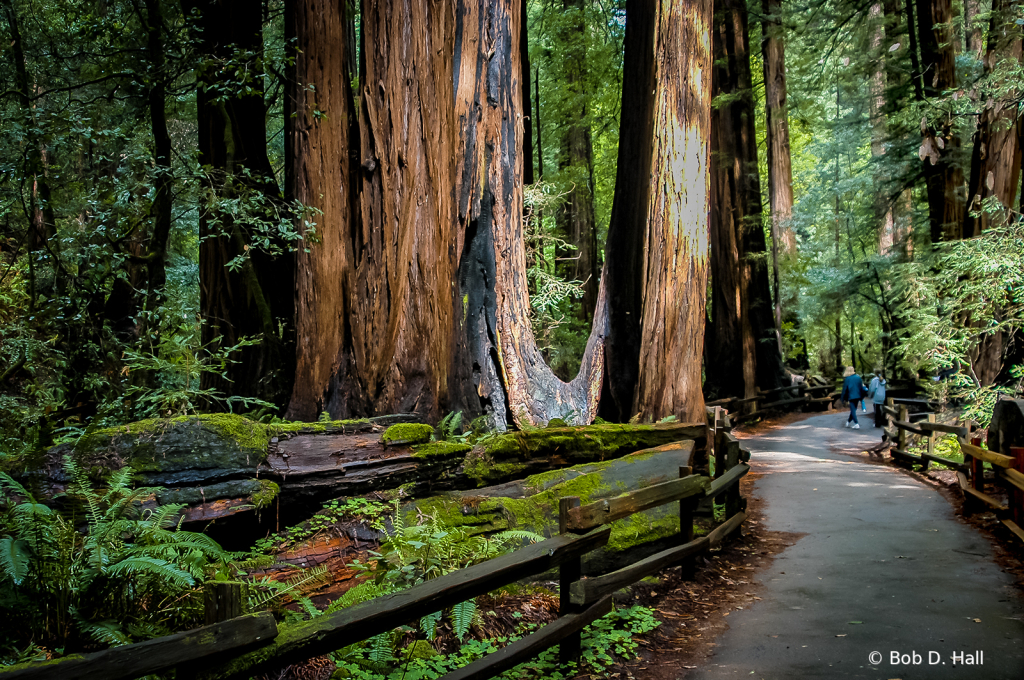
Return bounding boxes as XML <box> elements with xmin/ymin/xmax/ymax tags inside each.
<box><xmin>840</xmin><ymin>366</ymin><xmax>867</xmax><ymax>429</ymax></box>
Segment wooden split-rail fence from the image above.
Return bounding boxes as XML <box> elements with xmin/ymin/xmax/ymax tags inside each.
<box><xmin>883</xmin><ymin>398</ymin><xmax>1024</xmax><ymax>545</ymax></box>
<box><xmin>1</xmin><ymin>412</ymin><xmax>751</xmax><ymax>680</ymax></box>
<box><xmin>706</xmin><ymin>375</ymin><xmax>839</xmax><ymax>423</ymax></box>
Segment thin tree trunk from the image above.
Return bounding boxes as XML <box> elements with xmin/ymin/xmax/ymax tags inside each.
<box><xmin>602</xmin><ymin>0</ymin><xmax>657</xmax><ymax>422</ymax></box>
<box><xmin>556</xmin><ymin>0</ymin><xmax>599</xmax><ymax>322</ymax></box>
<box><xmin>633</xmin><ymin>0</ymin><xmax>714</xmax><ymax>422</ymax></box>
<box><xmin>965</xmin><ymin>0</ymin><xmax>1022</xmax><ymax>236</ymax></box>
<box><xmin>915</xmin><ymin>0</ymin><xmax>966</xmax><ymax>242</ymax></box>
<box><xmin>193</xmin><ymin>0</ymin><xmax>295</xmax><ymax>407</ymax></box>
<box><xmin>965</xmin><ymin>0</ymin><xmax>984</xmax><ymax>59</ymax></box>
<box><xmin>521</xmin><ymin>0</ymin><xmax>534</xmax><ymax>185</ymax></box>
<box><xmin>760</xmin><ymin>0</ymin><xmax>796</xmax><ymax>256</ymax></box>
<box><xmin>707</xmin><ymin>0</ymin><xmax>786</xmax><ymax>400</ymax></box>
<box><xmin>868</xmin><ymin>3</ymin><xmax>898</xmax><ymax>254</ymax></box>
<box><xmin>140</xmin><ymin>0</ymin><xmax>173</xmax><ymax>307</ymax></box>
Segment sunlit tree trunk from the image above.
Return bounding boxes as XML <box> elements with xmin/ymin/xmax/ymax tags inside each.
<box><xmin>707</xmin><ymin>0</ymin><xmax>787</xmax><ymax>400</ymax></box>
<box><xmin>760</xmin><ymin>0</ymin><xmax>795</xmax><ymax>353</ymax></box>
<box><xmin>193</xmin><ymin>0</ymin><xmax>295</xmax><ymax>407</ymax></box>
<box><xmin>633</xmin><ymin>0</ymin><xmax>713</xmax><ymax>421</ymax></box>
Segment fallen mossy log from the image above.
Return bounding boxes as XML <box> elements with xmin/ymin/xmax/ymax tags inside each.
<box><xmin>38</xmin><ymin>416</ymin><xmax>707</xmax><ymax>530</ymax></box>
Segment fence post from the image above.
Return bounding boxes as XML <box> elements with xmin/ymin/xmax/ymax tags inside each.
<box><xmin>885</xmin><ymin>397</ymin><xmax>894</xmax><ymax>429</ymax></box>
<box><xmin>204</xmin><ymin>581</ymin><xmax>243</xmax><ymax>625</ymax></box>
<box><xmin>679</xmin><ymin>466</ymin><xmax>697</xmax><ymax>581</ymax></box>
<box><xmin>1012</xmin><ymin>447</ymin><xmax>1024</xmax><ymax>526</ymax></box>
<box><xmin>724</xmin><ymin>438</ymin><xmax>742</xmax><ymax>518</ymax></box>
<box><xmin>558</xmin><ymin>496</ymin><xmax>582</xmax><ymax>666</ymax></box>
<box><xmin>923</xmin><ymin>413</ymin><xmax>936</xmax><ymax>470</ymax></box>
<box><xmin>970</xmin><ymin>432</ymin><xmax>984</xmax><ymax>491</ymax></box>
<box><xmin>897</xmin><ymin>405</ymin><xmax>908</xmax><ymax>452</ymax></box>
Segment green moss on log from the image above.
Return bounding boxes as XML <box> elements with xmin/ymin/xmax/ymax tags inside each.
<box><xmin>410</xmin><ymin>441</ymin><xmax>472</xmax><ymax>460</ymax></box>
<box><xmin>250</xmin><ymin>480</ymin><xmax>280</xmax><ymax>509</ymax></box>
<box><xmin>382</xmin><ymin>423</ymin><xmax>435</xmax><ymax>446</ymax></box>
<box><xmin>462</xmin><ymin>422</ymin><xmax>702</xmax><ymax>487</ymax></box>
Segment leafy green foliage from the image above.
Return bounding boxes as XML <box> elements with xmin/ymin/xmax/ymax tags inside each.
<box><xmin>0</xmin><ymin>458</ymin><xmax>227</xmax><ymax>659</ymax></box>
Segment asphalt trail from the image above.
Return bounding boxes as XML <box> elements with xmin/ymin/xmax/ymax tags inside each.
<box><xmin>684</xmin><ymin>411</ymin><xmax>1024</xmax><ymax>680</ymax></box>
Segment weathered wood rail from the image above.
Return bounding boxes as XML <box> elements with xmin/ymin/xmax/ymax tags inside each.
<box><xmin>883</xmin><ymin>398</ymin><xmax>1024</xmax><ymax>545</ymax></box>
<box><xmin>706</xmin><ymin>375</ymin><xmax>839</xmax><ymax>423</ymax></box>
<box><xmin>0</xmin><ymin>411</ymin><xmax>752</xmax><ymax>680</ymax></box>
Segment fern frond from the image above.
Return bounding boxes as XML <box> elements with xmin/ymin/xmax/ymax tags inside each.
<box><xmin>420</xmin><ymin>609</ymin><xmax>442</xmax><ymax>640</ymax></box>
<box><xmin>368</xmin><ymin>631</ymin><xmax>394</xmax><ymax>663</ymax></box>
<box><xmin>77</xmin><ymin>617</ymin><xmax>132</xmax><ymax>648</ymax></box>
<box><xmin>0</xmin><ymin>537</ymin><xmax>31</xmax><ymax>585</ymax></box>
<box><xmin>105</xmin><ymin>556</ymin><xmax>196</xmax><ymax>589</ymax></box>
<box><xmin>451</xmin><ymin>599</ymin><xmax>476</xmax><ymax>641</ymax></box>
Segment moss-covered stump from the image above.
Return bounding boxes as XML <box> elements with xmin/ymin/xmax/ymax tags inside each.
<box><xmin>407</xmin><ymin>439</ymin><xmax>700</xmax><ymax>574</ymax></box>
<box><xmin>460</xmin><ymin>421</ymin><xmax>706</xmax><ymax>486</ymax></box>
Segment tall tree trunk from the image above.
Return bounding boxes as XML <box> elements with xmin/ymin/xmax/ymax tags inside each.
<box><xmin>285</xmin><ymin>0</ymin><xmax>361</xmax><ymax>420</ymax></box>
<box><xmin>965</xmin><ymin>0</ymin><xmax>984</xmax><ymax>59</ymax></box>
<box><xmin>603</xmin><ymin>0</ymin><xmax>657</xmax><ymax>422</ymax></box>
<box><xmin>455</xmin><ymin>0</ymin><xmax>607</xmax><ymax>428</ymax></box>
<box><xmin>633</xmin><ymin>0</ymin><xmax>713</xmax><ymax>422</ymax></box>
<box><xmin>556</xmin><ymin>0</ymin><xmax>599</xmax><ymax>322</ymax></box>
<box><xmin>521</xmin><ymin>0</ymin><xmax>534</xmax><ymax>185</ymax></box>
<box><xmin>914</xmin><ymin>0</ymin><xmax>966</xmax><ymax>242</ymax></box>
<box><xmin>868</xmin><ymin>3</ymin><xmax>898</xmax><ymax>254</ymax></box>
<box><xmin>964</xmin><ymin>0</ymin><xmax>1021</xmax><ymax>385</ymax></box>
<box><xmin>193</xmin><ymin>0</ymin><xmax>295</xmax><ymax>408</ymax></box>
<box><xmin>760</xmin><ymin>0</ymin><xmax>795</xmax><ymax>356</ymax></box>
<box><xmin>965</xmin><ymin>0</ymin><xmax>1022</xmax><ymax>236</ymax></box>
<box><xmin>707</xmin><ymin>0</ymin><xmax>786</xmax><ymax>400</ymax></box>
<box><xmin>140</xmin><ymin>0</ymin><xmax>173</xmax><ymax>308</ymax></box>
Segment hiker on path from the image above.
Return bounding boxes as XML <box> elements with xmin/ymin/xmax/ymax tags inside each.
<box><xmin>868</xmin><ymin>370</ymin><xmax>887</xmax><ymax>428</ymax></box>
<box><xmin>840</xmin><ymin>366</ymin><xmax>867</xmax><ymax>429</ymax></box>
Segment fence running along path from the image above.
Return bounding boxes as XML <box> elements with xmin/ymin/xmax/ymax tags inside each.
<box><xmin>706</xmin><ymin>375</ymin><xmax>839</xmax><ymax>423</ymax></box>
<box><xmin>883</xmin><ymin>398</ymin><xmax>1024</xmax><ymax>545</ymax></box>
<box><xmin>0</xmin><ymin>410</ymin><xmax>751</xmax><ymax>680</ymax></box>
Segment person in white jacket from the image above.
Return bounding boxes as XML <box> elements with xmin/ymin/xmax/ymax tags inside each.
<box><xmin>868</xmin><ymin>370</ymin><xmax>887</xmax><ymax>428</ymax></box>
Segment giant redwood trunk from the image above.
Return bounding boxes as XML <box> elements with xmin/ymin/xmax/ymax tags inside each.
<box><xmin>194</xmin><ymin>0</ymin><xmax>295</xmax><ymax>407</ymax></box>
<box><xmin>287</xmin><ymin>0</ymin><xmax>473</xmax><ymax>423</ymax></box>
<box><xmin>707</xmin><ymin>0</ymin><xmax>787</xmax><ymax>400</ymax></box>
<box><xmin>454</xmin><ymin>0</ymin><xmax>607</xmax><ymax>428</ymax></box>
<box><xmin>634</xmin><ymin>0</ymin><xmax>714</xmax><ymax>422</ymax></box>
<box><xmin>914</xmin><ymin>0</ymin><xmax>966</xmax><ymax>242</ymax></box>
<box><xmin>965</xmin><ymin>0</ymin><xmax>1022</xmax><ymax>237</ymax></box>
<box><xmin>288</xmin><ymin>0</ymin><xmax>606</xmax><ymax>427</ymax></box>
<box><xmin>285</xmin><ymin>0</ymin><xmax>360</xmax><ymax>420</ymax></box>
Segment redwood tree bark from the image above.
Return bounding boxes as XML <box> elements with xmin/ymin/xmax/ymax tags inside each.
<box><xmin>707</xmin><ymin>0</ymin><xmax>787</xmax><ymax>400</ymax></box>
<box><xmin>193</xmin><ymin>0</ymin><xmax>295</xmax><ymax>407</ymax></box>
<box><xmin>914</xmin><ymin>0</ymin><xmax>966</xmax><ymax>241</ymax></box>
<box><xmin>965</xmin><ymin>0</ymin><xmax>1022</xmax><ymax>237</ymax></box>
<box><xmin>760</xmin><ymin>0</ymin><xmax>796</xmax><ymax>356</ymax></box>
<box><xmin>454</xmin><ymin>0</ymin><xmax>607</xmax><ymax>428</ymax></box>
<box><xmin>602</xmin><ymin>0</ymin><xmax>657</xmax><ymax>422</ymax></box>
<box><xmin>634</xmin><ymin>0</ymin><xmax>714</xmax><ymax>422</ymax></box>
<box><xmin>285</xmin><ymin>0</ymin><xmax>360</xmax><ymax>420</ymax></box>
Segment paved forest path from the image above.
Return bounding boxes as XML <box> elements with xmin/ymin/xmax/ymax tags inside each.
<box><xmin>685</xmin><ymin>411</ymin><xmax>1024</xmax><ymax>680</ymax></box>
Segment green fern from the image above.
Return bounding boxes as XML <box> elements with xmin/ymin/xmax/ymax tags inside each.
<box><xmin>452</xmin><ymin>599</ymin><xmax>476</xmax><ymax>641</ymax></box>
<box><xmin>0</xmin><ymin>537</ymin><xmax>30</xmax><ymax>585</ymax></box>
<box><xmin>419</xmin><ymin>609</ymin><xmax>443</xmax><ymax>640</ymax></box>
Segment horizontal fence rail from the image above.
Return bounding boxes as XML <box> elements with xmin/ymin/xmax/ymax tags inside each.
<box><xmin>881</xmin><ymin>399</ymin><xmax>1024</xmax><ymax>545</ymax></box>
<box><xmin>1</xmin><ymin>410</ymin><xmax>753</xmax><ymax>680</ymax></box>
